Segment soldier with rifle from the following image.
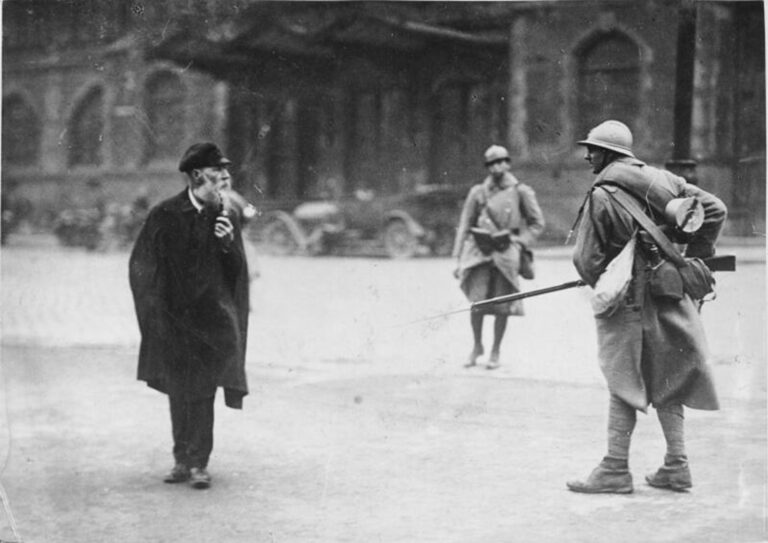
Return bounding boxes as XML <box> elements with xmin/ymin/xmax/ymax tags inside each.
<box><xmin>564</xmin><ymin>120</ymin><xmax>728</xmax><ymax>494</ymax></box>
<box><xmin>412</xmin><ymin>121</ymin><xmax>733</xmax><ymax>491</ymax></box>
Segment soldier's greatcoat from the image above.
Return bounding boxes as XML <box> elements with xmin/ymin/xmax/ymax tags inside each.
<box><xmin>129</xmin><ymin>189</ymin><xmax>249</xmax><ymax>409</ymax></box>
<box><xmin>573</xmin><ymin>157</ymin><xmax>726</xmax><ymax>412</ymax></box>
<box><xmin>452</xmin><ymin>172</ymin><xmax>545</xmax><ymax>314</ymax></box>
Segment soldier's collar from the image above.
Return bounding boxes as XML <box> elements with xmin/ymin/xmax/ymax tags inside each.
<box><xmin>484</xmin><ymin>172</ymin><xmax>518</xmax><ymax>190</ymax></box>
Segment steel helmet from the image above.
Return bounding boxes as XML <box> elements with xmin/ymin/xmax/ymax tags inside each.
<box><xmin>578</xmin><ymin>120</ymin><xmax>635</xmax><ymax>157</ymax></box>
<box><xmin>484</xmin><ymin>145</ymin><xmax>511</xmax><ymax>165</ymax></box>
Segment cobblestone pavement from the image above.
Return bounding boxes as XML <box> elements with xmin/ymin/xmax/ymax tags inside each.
<box><xmin>0</xmin><ymin>236</ymin><xmax>766</xmax><ymax>542</ymax></box>
<box><xmin>2</xmin><ymin>236</ymin><xmax>765</xmax><ymax>398</ymax></box>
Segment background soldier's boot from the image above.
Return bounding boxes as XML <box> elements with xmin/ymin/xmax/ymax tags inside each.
<box><xmin>645</xmin><ymin>455</ymin><xmax>692</xmax><ymax>491</ymax></box>
<box><xmin>465</xmin><ymin>345</ymin><xmax>483</xmax><ymax>368</ymax></box>
<box><xmin>486</xmin><ymin>350</ymin><xmax>500</xmax><ymax>370</ymax></box>
<box><xmin>567</xmin><ymin>457</ymin><xmax>633</xmax><ymax>494</ymax></box>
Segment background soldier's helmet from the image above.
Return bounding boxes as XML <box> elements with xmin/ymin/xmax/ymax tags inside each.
<box><xmin>578</xmin><ymin>120</ymin><xmax>635</xmax><ymax>157</ymax></box>
<box><xmin>484</xmin><ymin>145</ymin><xmax>511</xmax><ymax>165</ymax></box>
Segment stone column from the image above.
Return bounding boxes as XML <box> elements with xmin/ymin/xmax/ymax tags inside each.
<box><xmin>666</xmin><ymin>0</ymin><xmax>698</xmax><ymax>183</ymax></box>
<box><xmin>43</xmin><ymin>71</ymin><xmax>65</xmax><ymax>174</ymax></box>
<box><xmin>507</xmin><ymin>14</ymin><xmax>529</xmax><ymax>161</ymax></box>
<box><xmin>212</xmin><ymin>80</ymin><xmax>229</xmax><ymax>146</ymax></box>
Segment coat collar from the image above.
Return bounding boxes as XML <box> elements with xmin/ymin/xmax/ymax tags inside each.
<box><xmin>595</xmin><ymin>156</ymin><xmax>646</xmax><ymax>184</ymax></box>
<box><xmin>613</xmin><ymin>156</ymin><xmax>645</xmax><ymax>168</ymax></box>
<box><xmin>163</xmin><ymin>189</ymin><xmax>198</xmax><ymax>215</ymax></box>
<box><xmin>482</xmin><ymin>171</ymin><xmax>518</xmax><ymax>192</ymax></box>
<box><xmin>187</xmin><ymin>187</ymin><xmax>205</xmax><ymax>213</ymax></box>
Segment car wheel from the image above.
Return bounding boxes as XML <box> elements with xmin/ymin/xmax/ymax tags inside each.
<box><xmin>262</xmin><ymin>218</ymin><xmax>300</xmax><ymax>256</ymax></box>
<box><xmin>383</xmin><ymin>219</ymin><xmax>418</xmax><ymax>259</ymax></box>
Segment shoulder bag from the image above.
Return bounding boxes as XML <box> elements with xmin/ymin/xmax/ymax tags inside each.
<box><xmin>607</xmin><ymin>188</ymin><xmax>715</xmax><ymax>301</ymax></box>
<box><xmin>590</xmin><ymin>233</ymin><xmax>637</xmax><ymax>317</ymax></box>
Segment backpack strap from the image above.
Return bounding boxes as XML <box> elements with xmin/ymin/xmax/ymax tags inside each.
<box><xmin>605</xmin><ymin>187</ymin><xmax>687</xmax><ymax>268</ymax></box>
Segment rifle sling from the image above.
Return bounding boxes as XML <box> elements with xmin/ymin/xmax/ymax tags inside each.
<box><xmin>604</xmin><ymin>187</ymin><xmax>688</xmax><ymax>268</ymax></box>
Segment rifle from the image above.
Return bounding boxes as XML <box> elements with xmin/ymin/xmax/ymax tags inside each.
<box><xmin>473</xmin><ymin>254</ymin><xmax>735</xmax><ymax>310</ymax></box>
<box><xmin>700</xmin><ymin>254</ymin><xmax>735</xmax><ymax>271</ymax></box>
<box><xmin>398</xmin><ymin>255</ymin><xmax>736</xmax><ymax>326</ymax></box>
<box><xmin>471</xmin><ymin>279</ymin><xmax>586</xmax><ymax>310</ymax></box>
<box><xmin>395</xmin><ymin>279</ymin><xmax>586</xmax><ymax>326</ymax></box>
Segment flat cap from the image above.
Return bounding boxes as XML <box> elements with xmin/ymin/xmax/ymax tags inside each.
<box><xmin>178</xmin><ymin>142</ymin><xmax>232</xmax><ymax>173</ymax></box>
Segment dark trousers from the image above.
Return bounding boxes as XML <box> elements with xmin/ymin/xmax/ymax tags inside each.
<box><xmin>169</xmin><ymin>394</ymin><xmax>215</xmax><ymax>469</ymax></box>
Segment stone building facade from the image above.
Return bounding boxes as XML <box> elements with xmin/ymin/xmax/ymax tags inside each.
<box><xmin>2</xmin><ymin>1</ymin><xmax>764</xmax><ymax>238</ymax></box>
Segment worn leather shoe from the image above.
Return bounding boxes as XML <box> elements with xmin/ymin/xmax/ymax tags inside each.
<box><xmin>163</xmin><ymin>463</ymin><xmax>190</xmax><ymax>484</ymax></box>
<box><xmin>189</xmin><ymin>467</ymin><xmax>212</xmax><ymax>489</ymax></box>
<box><xmin>646</xmin><ymin>458</ymin><xmax>692</xmax><ymax>491</ymax></box>
<box><xmin>567</xmin><ymin>459</ymin><xmax>633</xmax><ymax>494</ymax></box>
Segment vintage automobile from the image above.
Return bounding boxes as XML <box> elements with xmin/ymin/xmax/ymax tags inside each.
<box><xmin>253</xmin><ymin>184</ymin><xmax>465</xmax><ymax>258</ymax></box>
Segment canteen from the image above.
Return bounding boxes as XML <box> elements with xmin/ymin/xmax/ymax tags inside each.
<box><xmin>664</xmin><ymin>197</ymin><xmax>704</xmax><ymax>233</ymax></box>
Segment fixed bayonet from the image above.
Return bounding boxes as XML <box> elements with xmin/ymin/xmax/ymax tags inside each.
<box><xmin>471</xmin><ymin>279</ymin><xmax>586</xmax><ymax>310</ymax></box>
<box><xmin>398</xmin><ymin>255</ymin><xmax>735</xmax><ymax>326</ymax></box>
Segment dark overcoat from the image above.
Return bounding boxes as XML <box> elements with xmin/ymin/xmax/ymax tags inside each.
<box><xmin>573</xmin><ymin>157</ymin><xmax>726</xmax><ymax>412</ymax></box>
<box><xmin>129</xmin><ymin>189</ymin><xmax>250</xmax><ymax>409</ymax></box>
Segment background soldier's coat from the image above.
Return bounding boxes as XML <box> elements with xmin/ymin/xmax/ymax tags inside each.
<box><xmin>453</xmin><ymin>173</ymin><xmax>545</xmax><ymax>314</ymax></box>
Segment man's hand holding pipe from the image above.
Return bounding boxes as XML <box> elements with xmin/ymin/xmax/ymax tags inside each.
<box><xmin>215</xmin><ymin>213</ymin><xmax>235</xmax><ymax>246</ymax></box>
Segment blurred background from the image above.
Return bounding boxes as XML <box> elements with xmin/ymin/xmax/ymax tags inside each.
<box><xmin>1</xmin><ymin>0</ymin><xmax>765</xmax><ymax>254</ymax></box>
<box><xmin>2</xmin><ymin>3</ymin><xmax>766</xmax><ymax>542</ymax></box>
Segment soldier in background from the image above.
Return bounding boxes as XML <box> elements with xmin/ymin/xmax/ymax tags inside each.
<box><xmin>452</xmin><ymin>145</ymin><xmax>545</xmax><ymax>370</ymax></box>
<box><xmin>567</xmin><ymin>120</ymin><xmax>727</xmax><ymax>494</ymax></box>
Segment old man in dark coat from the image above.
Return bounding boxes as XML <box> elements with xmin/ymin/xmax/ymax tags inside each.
<box><xmin>129</xmin><ymin>142</ymin><xmax>249</xmax><ymax>489</ymax></box>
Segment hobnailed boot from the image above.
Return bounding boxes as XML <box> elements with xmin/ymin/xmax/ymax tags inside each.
<box><xmin>566</xmin><ymin>457</ymin><xmax>633</xmax><ymax>494</ymax></box>
<box><xmin>645</xmin><ymin>455</ymin><xmax>692</xmax><ymax>492</ymax></box>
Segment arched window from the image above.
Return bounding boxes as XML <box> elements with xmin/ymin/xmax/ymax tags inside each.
<box><xmin>69</xmin><ymin>87</ymin><xmax>104</xmax><ymax>167</ymax></box>
<box><xmin>144</xmin><ymin>71</ymin><xmax>185</xmax><ymax>163</ymax></box>
<box><xmin>2</xmin><ymin>95</ymin><xmax>41</xmax><ymax>166</ymax></box>
<box><xmin>577</xmin><ymin>31</ymin><xmax>641</xmax><ymax>140</ymax></box>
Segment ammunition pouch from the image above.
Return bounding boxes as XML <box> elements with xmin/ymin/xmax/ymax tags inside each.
<box><xmin>649</xmin><ymin>257</ymin><xmax>714</xmax><ymax>302</ymax></box>
<box><xmin>679</xmin><ymin>257</ymin><xmax>715</xmax><ymax>300</ymax></box>
<box><xmin>649</xmin><ymin>260</ymin><xmax>684</xmax><ymax>301</ymax></box>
